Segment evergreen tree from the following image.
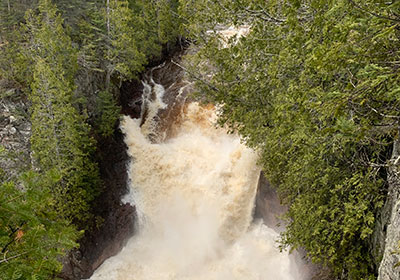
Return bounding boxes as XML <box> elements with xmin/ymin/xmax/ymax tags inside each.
<box><xmin>180</xmin><ymin>0</ymin><xmax>400</xmax><ymax>278</ymax></box>
<box><xmin>0</xmin><ymin>0</ymin><xmax>184</xmax><ymax>277</ymax></box>
<box><xmin>0</xmin><ymin>0</ymin><xmax>34</xmax><ymax>93</ymax></box>
<box><xmin>75</xmin><ymin>0</ymin><xmax>182</xmax><ymax>137</ymax></box>
<box><xmin>95</xmin><ymin>89</ymin><xmax>121</xmax><ymax>137</ymax></box>
<box><xmin>0</xmin><ymin>172</ymin><xmax>79</xmax><ymax>280</ymax></box>
<box><xmin>26</xmin><ymin>0</ymin><xmax>99</xmax><ymax>225</ymax></box>
<box><xmin>105</xmin><ymin>0</ymin><xmax>147</xmax><ymax>84</ymax></box>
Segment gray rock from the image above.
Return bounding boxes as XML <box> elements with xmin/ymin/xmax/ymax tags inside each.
<box><xmin>378</xmin><ymin>196</ymin><xmax>400</xmax><ymax>279</ymax></box>
<box><xmin>8</xmin><ymin>126</ymin><xmax>17</xmax><ymax>134</ymax></box>
<box><xmin>378</xmin><ymin>138</ymin><xmax>400</xmax><ymax>280</ymax></box>
<box><xmin>0</xmin><ymin>96</ymin><xmax>31</xmax><ymax>179</ymax></box>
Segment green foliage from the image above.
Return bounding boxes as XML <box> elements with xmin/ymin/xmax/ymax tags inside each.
<box><xmin>0</xmin><ymin>1</ymin><xmax>33</xmax><ymax>92</ymax></box>
<box><xmin>181</xmin><ymin>0</ymin><xmax>400</xmax><ymax>278</ymax></box>
<box><xmin>0</xmin><ymin>146</ymin><xmax>79</xmax><ymax>279</ymax></box>
<box><xmin>0</xmin><ymin>0</ymin><xmax>38</xmax><ymax>37</ymax></box>
<box><xmin>72</xmin><ymin>0</ymin><xmax>183</xmax><ymax>132</ymax></box>
<box><xmin>0</xmin><ymin>173</ymin><xmax>79</xmax><ymax>280</ymax></box>
<box><xmin>96</xmin><ymin>90</ymin><xmax>121</xmax><ymax>137</ymax></box>
<box><xmin>103</xmin><ymin>0</ymin><xmax>182</xmax><ymax>82</ymax></box>
<box><xmin>0</xmin><ymin>31</ymin><xmax>31</xmax><ymax>89</ymax></box>
<box><xmin>25</xmin><ymin>0</ymin><xmax>78</xmax><ymax>82</ymax></box>
<box><xmin>26</xmin><ymin>0</ymin><xmax>100</xmax><ymax>225</ymax></box>
<box><xmin>106</xmin><ymin>0</ymin><xmax>147</xmax><ymax>81</ymax></box>
<box><xmin>0</xmin><ymin>0</ymin><xmax>183</xmax><ymax>277</ymax></box>
<box><xmin>134</xmin><ymin>0</ymin><xmax>182</xmax><ymax>50</ymax></box>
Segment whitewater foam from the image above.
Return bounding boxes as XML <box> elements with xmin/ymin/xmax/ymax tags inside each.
<box><xmin>90</xmin><ymin>103</ymin><xmax>301</xmax><ymax>280</ymax></box>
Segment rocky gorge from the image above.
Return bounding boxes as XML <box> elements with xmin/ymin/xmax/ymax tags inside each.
<box><xmin>1</xmin><ymin>46</ymin><xmax>400</xmax><ymax>280</ymax></box>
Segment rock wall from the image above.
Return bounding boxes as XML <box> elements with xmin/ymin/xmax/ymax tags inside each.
<box><xmin>0</xmin><ymin>88</ymin><xmax>31</xmax><ymax>180</ymax></box>
<box><xmin>253</xmin><ymin>172</ymin><xmax>287</xmax><ymax>232</ymax></box>
<box><xmin>378</xmin><ymin>139</ymin><xmax>400</xmax><ymax>280</ymax></box>
<box><xmin>60</xmin><ymin>126</ymin><xmax>136</xmax><ymax>279</ymax></box>
<box><xmin>254</xmin><ymin>172</ymin><xmax>333</xmax><ymax>280</ymax></box>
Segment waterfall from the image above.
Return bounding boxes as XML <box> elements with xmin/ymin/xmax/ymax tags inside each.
<box><xmin>89</xmin><ymin>61</ymin><xmax>304</xmax><ymax>280</ymax></box>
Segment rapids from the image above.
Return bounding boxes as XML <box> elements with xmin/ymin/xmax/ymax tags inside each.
<box><xmin>90</xmin><ymin>103</ymin><xmax>303</xmax><ymax>279</ymax></box>
<box><xmin>89</xmin><ymin>58</ymin><xmax>305</xmax><ymax>280</ymax></box>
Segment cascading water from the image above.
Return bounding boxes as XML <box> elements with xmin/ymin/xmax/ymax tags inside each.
<box><xmin>89</xmin><ymin>60</ymin><xmax>305</xmax><ymax>280</ymax></box>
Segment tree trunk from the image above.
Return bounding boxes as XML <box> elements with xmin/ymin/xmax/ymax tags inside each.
<box><xmin>106</xmin><ymin>0</ymin><xmax>110</xmax><ymax>35</ymax></box>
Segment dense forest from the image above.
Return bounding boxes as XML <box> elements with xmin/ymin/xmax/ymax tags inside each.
<box><xmin>0</xmin><ymin>0</ymin><xmax>180</xmax><ymax>278</ymax></box>
<box><xmin>1</xmin><ymin>0</ymin><xmax>399</xmax><ymax>279</ymax></box>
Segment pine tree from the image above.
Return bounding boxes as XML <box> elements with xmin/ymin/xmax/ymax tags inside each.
<box><xmin>95</xmin><ymin>89</ymin><xmax>121</xmax><ymax>137</ymax></box>
<box><xmin>0</xmin><ymin>172</ymin><xmax>79</xmax><ymax>280</ymax></box>
<box><xmin>0</xmin><ymin>0</ymin><xmax>184</xmax><ymax>277</ymax></box>
<box><xmin>105</xmin><ymin>0</ymin><xmax>147</xmax><ymax>84</ymax></box>
<box><xmin>26</xmin><ymin>0</ymin><xmax>99</xmax><ymax>225</ymax></box>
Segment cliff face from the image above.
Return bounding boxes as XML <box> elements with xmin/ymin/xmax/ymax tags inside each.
<box><xmin>0</xmin><ymin>88</ymin><xmax>31</xmax><ymax>179</ymax></box>
<box><xmin>253</xmin><ymin>172</ymin><xmax>287</xmax><ymax>232</ymax></box>
<box><xmin>60</xmin><ymin>127</ymin><xmax>136</xmax><ymax>279</ymax></box>
<box><xmin>378</xmin><ymin>139</ymin><xmax>400</xmax><ymax>280</ymax></box>
<box><xmin>254</xmin><ymin>173</ymin><xmax>334</xmax><ymax>280</ymax></box>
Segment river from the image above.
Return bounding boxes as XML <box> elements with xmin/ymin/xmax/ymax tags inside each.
<box><xmin>89</xmin><ymin>57</ymin><xmax>305</xmax><ymax>280</ymax></box>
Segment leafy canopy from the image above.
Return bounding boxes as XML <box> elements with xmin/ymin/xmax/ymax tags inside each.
<box><xmin>180</xmin><ymin>0</ymin><xmax>400</xmax><ymax>278</ymax></box>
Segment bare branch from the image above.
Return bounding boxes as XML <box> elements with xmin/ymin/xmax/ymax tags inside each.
<box><xmin>365</xmin><ymin>104</ymin><xmax>400</xmax><ymax>120</ymax></box>
<box><xmin>392</xmin><ymin>155</ymin><xmax>400</xmax><ymax>166</ymax></box>
<box><xmin>171</xmin><ymin>59</ymin><xmax>220</xmax><ymax>92</ymax></box>
<box><xmin>0</xmin><ymin>252</ymin><xmax>28</xmax><ymax>264</ymax></box>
